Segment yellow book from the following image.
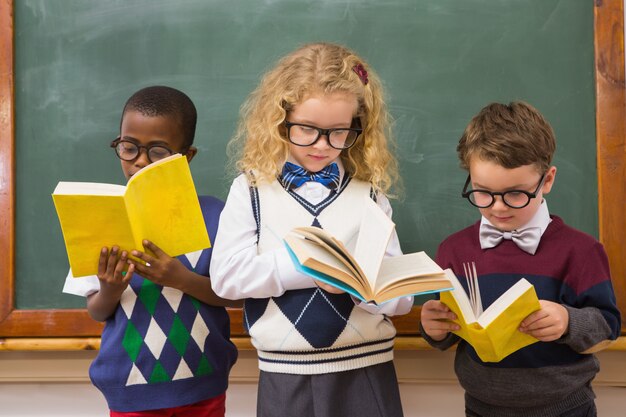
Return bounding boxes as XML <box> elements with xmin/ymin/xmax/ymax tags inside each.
<box><xmin>52</xmin><ymin>154</ymin><xmax>210</xmax><ymax>277</ymax></box>
<box><xmin>439</xmin><ymin>268</ymin><xmax>541</xmax><ymax>362</ymax></box>
<box><xmin>284</xmin><ymin>197</ymin><xmax>452</xmax><ymax>305</ymax></box>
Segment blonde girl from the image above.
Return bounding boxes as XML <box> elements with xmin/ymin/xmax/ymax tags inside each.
<box><xmin>210</xmin><ymin>42</ymin><xmax>410</xmax><ymax>417</ymax></box>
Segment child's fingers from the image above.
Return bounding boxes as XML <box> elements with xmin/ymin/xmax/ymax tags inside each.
<box><xmin>131</xmin><ymin>249</ymin><xmax>156</xmax><ymax>266</ymax></box>
<box><xmin>422</xmin><ymin>300</ymin><xmax>456</xmax><ymax>320</ymax></box>
<box><xmin>97</xmin><ymin>247</ymin><xmax>109</xmax><ymax>277</ymax></box>
<box><xmin>520</xmin><ymin>315</ymin><xmax>539</xmax><ymax>330</ymax></box>
<box><xmin>423</xmin><ymin>299</ymin><xmax>450</xmax><ymax>312</ymax></box>
<box><xmin>422</xmin><ymin>319</ymin><xmax>460</xmax><ymax>338</ymax></box>
<box><xmin>522</xmin><ymin>323</ymin><xmax>562</xmax><ymax>341</ymax></box>
<box><xmin>128</xmin><ymin>259</ymin><xmax>150</xmax><ymax>278</ymax></box>
<box><xmin>314</xmin><ymin>280</ymin><xmax>344</xmax><ymax>294</ymax></box>
<box><xmin>114</xmin><ymin>251</ymin><xmax>128</xmax><ymax>279</ymax></box>
<box><xmin>520</xmin><ymin>309</ymin><xmax>548</xmax><ymax>329</ymax></box>
<box><xmin>122</xmin><ymin>263</ymin><xmax>135</xmax><ymax>283</ymax></box>
<box><xmin>423</xmin><ymin>310</ymin><xmax>457</xmax><ymax>322</ymax></box>
<box><xmin>519</xmin><ymin>317</ymin><xmax>561</xmax><ymax>341</ymax></box>
<box><xmin>432</xmin><ymin>320</ymin><xmax>460</xmax><ymax>332</ymax></box>
<box><xmin>521</xmin><ymin>318</ymin><xmax>551</xmax><ymax>333</ymax></box>
<box><xmin>106</xmin><ymin>246</ymin><xmax>119</xmax><ymax>274</ymax></box>
<box><xmin>142</xmin><ymin>239</ymin><xmax>166</xmax><ymax>257</ymax></box>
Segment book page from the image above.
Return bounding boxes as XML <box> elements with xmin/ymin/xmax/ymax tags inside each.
<box><xmin>373</xmin><ymin>279</ymin><xmax>453</xmax><ymax>305</ymax></box>
<box><xmin>284</xmin><ymin>239</ymin><xmax>370</xmax><ymax>302</ymax></box>
<box><xmin>124</xmin><ymin>154</ymin><xmax>210</xmax><ymax>255</ymax></box>
<box><xmin>53</xmin><ymin>181</ymin><xmax>126</xmax><ymax>196</ymax></box>
<box><xmin>284</xmin><ymin>233</ymin><xmax>365</xmax><ymax>294</ymax></box>
<box><xmin>374</xmin><ymin>251</ymin><xmax>445</xmax><ymax>292</ymax></box>
<box><xmin>294</xmin><ymin>227</ymin><xmax>350</xmax><ymax>259</ymax></box>
<box><xmin>52</xmin><ymin>194</ymin><xmax>134</xmax><ymax>277</ymax></box>
<box><xmin>440</xmin><ymin>273</ymin><xmax>541</xmax><ymax>362</ymax></box>
<box><xmin>477</xmin><ymin>279</ymin><xmax>541</xmax><ymax>361</ymax></box>
<box><xmin>292</xmin><ymin>228</ymin><xmax>368</xmax><ymax>288</ymax></box>
<box><xmin>439</xmin><ymin>269</ymin><xmax>478</xmax><ymax>325</ymax></box>
<box><xmin>463</xmin><ymin>262</ymin><xmax>482</xmax><ymax>318</ymax></box>
<box><xmin>477</xmin><ymin>278</ymin><xmax>539</xmax><ymax>327</ymax></box>
<box><xmin>353</xmin><ymin>197</ymin><xmax>394</xmax><ymax>288</ymax></box>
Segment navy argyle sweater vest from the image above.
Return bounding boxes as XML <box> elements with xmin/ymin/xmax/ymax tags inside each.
<box><xmin>89</xmin><ymin>196</ymin><xmax>237</xmax><ymax>412</ymax></box>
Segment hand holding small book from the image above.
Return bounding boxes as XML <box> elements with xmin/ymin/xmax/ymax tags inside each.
<box><xmin>315</xmin><ymin>280</ymin><xmax>346</xmax><ymax>294</ymax></box>
<box><xmin>518</xmin><ymin>299</ymin><xmax>569</xmax><ymax>342</ymax></box>
<box><xmin>94</xmin><ymin>240</ymin><xmax>187</xmax><ymax>292</ymax></box>
<box><xmin>96</xmin><ymin>245</ymin><xmax>134</xmax><ymax>297</ymax></box>
<box><xmin>53</xmin><ymin>154</ymin><xmax>210</xmax><ymax>277</ymax></box>
<box><xmin>420</xmin><ymin>298</ymin><xmax>460</xmax><ymax>341</ymax></box>
<box><xmin>284</xmin><ymin>197</ymin><xmax>450</xmax><ymax>305</ymax></box>
<box><xmin>89</xmin><ymin>245</ymin><xmax>136</xmax><ymax>322</ymax></box>
<box><xmin>433</xmin><ymin>264</ymin><xmax>542</xmax><ymax>362</ymax></box>
<box><xmin>128</xmin><ymin>239</ymin><xmax>192</xmax><ymax>288</ymax></box>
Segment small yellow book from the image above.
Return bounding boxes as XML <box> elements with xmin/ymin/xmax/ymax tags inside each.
<box><xmin>284</xmin><ymin>197</ymin><xmax>451</xmax><ymax>305</ymax></box>
<box><xmin>52</xmin><ymin>154</ymin><xmax>210</xmax><ymax>277</ymax></box>
<box><xmin>439</xmin><ymin>267</ymin><xmax>541</xmax><ymax>362</ymax></box>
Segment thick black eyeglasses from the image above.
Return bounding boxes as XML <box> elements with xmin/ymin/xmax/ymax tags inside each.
<box><xmin>462</xmin><ymin>173</ymin><xmax>547</xmax><ymax>209</ymax></box>
<box><xmin>284</xmin><ymin>121</ymin><xmax>362</xmax><ymax>150</ymax></box>
<box><xmin>110</xmin><ymin>137</ymin><xmax>176</xmax><ymax>163</ymax></box>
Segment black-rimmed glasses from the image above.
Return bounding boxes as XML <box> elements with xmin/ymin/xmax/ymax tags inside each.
<box><xmin>284</xmin><ymin>121</ymin><xmax>362</xmax><ymax>150</ymax></box>
<box><xmin>110</xmin><ymin>137</ymin><xmax>176</xmax><ymax>163</ymax></box>
<box><xmin>462</xmin><ymin>173</ymin><xmax>547</xmax><ymax>209</ymax></box>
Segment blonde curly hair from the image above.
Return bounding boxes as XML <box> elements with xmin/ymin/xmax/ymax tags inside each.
<box><xmin>227</xmin><ymin>42</ymin><xmax>400</xmax><ymax>196</ymax></box>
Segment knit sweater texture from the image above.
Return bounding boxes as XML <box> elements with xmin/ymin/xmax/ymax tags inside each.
<box><xmin>89</xmin><ymin>196</ymin><xmax>238</xmax><ymax>412</ymax></box>
<box><xmin>244</xmin><ymin>178</ymin><xmax>397</xmax><ymax>374</ymax></box>
<box><xmin>422</xmin><ymin>216</ymin><xmax>621</xmax><ymax>417</ymax></box>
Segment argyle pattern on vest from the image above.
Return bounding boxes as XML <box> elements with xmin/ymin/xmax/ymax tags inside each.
<box><xmin>87</xmin><ymin>196</ymin><xmax>237</xmax><ymax>412</ymax></box>
<box><xmin>245</xmin><ymin>176</ymin><xmax>356</xmax><ymax>348</ymax></box>
<box><xmin>244</xmin><ymin>176</ymin><xmax>397</xmax><ymax>374</ymax></box>
<box><xmin>120</xmin><ymin>276</ymin><xmax>213</xmax><ymax>385</ymax></box>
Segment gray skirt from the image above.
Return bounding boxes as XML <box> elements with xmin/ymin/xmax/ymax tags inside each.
<box><xmin>257</xmin><ymin>361</ymin><xmax>404</xmax><ymax>417</ymax></box>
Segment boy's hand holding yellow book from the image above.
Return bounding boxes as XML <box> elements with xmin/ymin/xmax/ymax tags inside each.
<box><xmin>439</xmin><ymin>265</ymin><xmax>541</xmax><ymax>362</ymax></box>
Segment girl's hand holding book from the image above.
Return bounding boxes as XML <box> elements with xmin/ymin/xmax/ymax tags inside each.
<box><xmin>314</xmin><ymin>279</ymin><xmax>346</xmax><ymax>294</ymax></box>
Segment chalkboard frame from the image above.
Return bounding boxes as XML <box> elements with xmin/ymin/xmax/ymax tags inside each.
<box><xmin>0</xmin><ymin>0</ymin><xmax>624</xmax><ymax>346</ymax></box>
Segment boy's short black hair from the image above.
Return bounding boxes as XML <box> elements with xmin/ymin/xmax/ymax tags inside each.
<box><xmin>121</xmin><ymin>86</ymin><xmax>197</xmax><ymax>149</ymax></box>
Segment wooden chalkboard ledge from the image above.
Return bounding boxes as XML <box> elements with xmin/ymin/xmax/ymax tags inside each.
<box><xmin>1</xmin><ymin>336</ymin><xmax>626</xmax><ymax>352</ymax></box>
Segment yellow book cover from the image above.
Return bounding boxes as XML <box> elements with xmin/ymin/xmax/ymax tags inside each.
<box><xmin>52</xmin><ymin>154</ymin><xmax>210</xmax><ymax>277</ymax></box>
<box><xmin>439</xmin><ymin>267</ymin><xmax>541</xmax><ymax>362</ymax></box>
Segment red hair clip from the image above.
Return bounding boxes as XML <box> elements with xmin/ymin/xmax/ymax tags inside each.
<box><xmin>352</xmin><ymin>63</ymin><xmax>369</xmax><ymax>85</ymax></box>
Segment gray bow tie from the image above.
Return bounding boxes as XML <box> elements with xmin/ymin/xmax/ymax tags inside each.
<box><xmin>479</xmin><ymin>223</ymin><xmax>541</xmax><ymax>255</ymax></box>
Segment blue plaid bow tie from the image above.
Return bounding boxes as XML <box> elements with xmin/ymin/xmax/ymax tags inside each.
<box><xmin>281</xmin><ymin>162</ymin><xmax>340</xmax><ymax>191</ymax></box>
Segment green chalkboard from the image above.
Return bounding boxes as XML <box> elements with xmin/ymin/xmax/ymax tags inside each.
<box><xmin>14</xmin><ymin>0</ymin><xmax>597</xmax><ymax>309</ymax></box>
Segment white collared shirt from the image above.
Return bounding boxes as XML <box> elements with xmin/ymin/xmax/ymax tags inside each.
<box><xmin>480</xmin><ymin>199</ymin><xmax>552</xmax><ymax>238</ymax></box>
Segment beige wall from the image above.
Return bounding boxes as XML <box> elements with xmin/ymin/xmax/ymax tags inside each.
<box><xmin>1</xmin><ymin>349</ymin><xmax>624</xmax><ymax>416</ymax></box>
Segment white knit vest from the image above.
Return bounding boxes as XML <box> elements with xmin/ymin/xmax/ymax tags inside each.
<box><xmin>245</xmin><ymin>177</ymin><xmax>396</xmax><ymax>375</ymax></box>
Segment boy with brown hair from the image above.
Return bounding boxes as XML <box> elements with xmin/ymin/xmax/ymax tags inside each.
<box><xmin>420</xmin><ymin>101</ymin><xmax>621</xmax><ymax>417</ymax></box>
